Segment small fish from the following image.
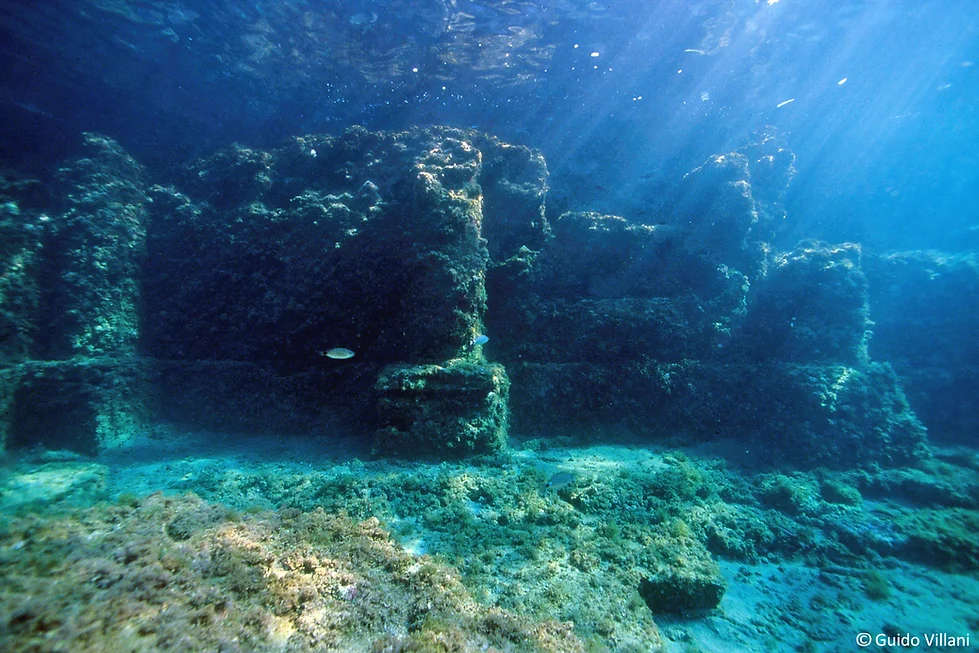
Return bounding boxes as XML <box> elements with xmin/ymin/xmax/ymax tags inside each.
<box><xmin>776</xmin><ymin>98</ymin><xmax>795</xmax><ymax>109</ymax></box>
<box><xmin>683</xmin><ymin>48</ymin><xmax>706</xmax><ymax>55</ymax></box>
<box><xmin>471</xmin><ymin>334</ymin><xmax>489</xmax><ymax>346</ymax></box>
<box><xmin>321</xmin><ymin>347</ymin><xmax>355</xmax><ymax>360</ymax></box>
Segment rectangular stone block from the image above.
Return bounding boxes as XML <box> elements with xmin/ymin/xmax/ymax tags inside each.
<box><xmin>374</xmin><ymin>361</ymin><xmax>509</xmax><ymax>457</ymax></box>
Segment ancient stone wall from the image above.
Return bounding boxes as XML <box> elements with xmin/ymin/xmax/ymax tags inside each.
<box><xmin>3</xmin><ymin>134</ymin><xmax>151</xmax><ymax>452</ymax></box>
<box><xmin>0</xmin><ymin>127</ymin><xmax>941</xmax><ymax>465</ymax></box>
<box><xmin>487</xmin><ymin>147</ymin><xmax>926</xmax><ymax>466</ymax></box>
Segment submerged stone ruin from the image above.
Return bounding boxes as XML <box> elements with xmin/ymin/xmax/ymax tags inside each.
<box><xmin>1</xmin><ymin>125</ymin><xmax>962</xmax><ymax>466</ymax></box>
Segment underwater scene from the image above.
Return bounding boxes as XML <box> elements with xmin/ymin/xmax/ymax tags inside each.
<box><xmin>1</xmin><ymin>1</ymin><xmax>977</xmax><ymax>651</ymax></box>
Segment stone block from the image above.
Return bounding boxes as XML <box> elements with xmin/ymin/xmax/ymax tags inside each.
<box><xmin>374</xmin><ymin>361</ymin><xmax>509</xmax><ymax>456</ymax></box>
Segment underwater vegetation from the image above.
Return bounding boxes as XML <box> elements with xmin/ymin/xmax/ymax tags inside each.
<box><xmin>0</xmin><ymin>492</ymin><xmax>583</xmax><ymax>651</ymax></box>
<box><xmin>2</xmin><ymin>438</ymin><xmax>977</xmax><ymax>651</ymax></box>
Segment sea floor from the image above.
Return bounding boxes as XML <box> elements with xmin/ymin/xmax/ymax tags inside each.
<box><xmin>1</xmin><ymin>425</ymin><xmax>977</xmax><ymax>652</ymax></box>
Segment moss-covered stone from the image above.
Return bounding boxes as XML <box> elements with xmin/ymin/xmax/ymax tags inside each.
<box><xmin>7</xmin><ymin>358</ymin><xmax>150</xmax><ymax>453</ymax></box>
<box><xmin>866</xmin><ymin>251</ymin><xmax>979</xmax><ymax>444</ymax></box>
<box><xmin>758</xmin><ymin>474</ymin><xmax>819</xmax><ymax>515</ymax></box>
<box><xmin>43</xmin><ymin>133</ymin><xmax>147</xmax><ymax>359</ymax></box>
<box><xmin>0</xmin><ymin>493</ymin><xmax>583</xmax><ymax>652</ymax></box>
<box><xmin>819</xmin><ymin>478</ymin><xmax>862</xmax><ymax>506</ymax></box>
<box><xmin>896</xmin><ymin>508</ymin><xmax>979</xmax><ymax>572</ymax></box>
<box><xmin>638</xmin><ymin>534</ymin><xmax>726</xmax><ymax>614</ymax></box>
<box><xmin>374</xmin><ymin>360</ymin><xmax>510</xmax><ymax>456</ymax></box>
<box><xmin>740</xmin><ymin>241</ymin><xmax>871</xmax><ymax>365</ymax></box>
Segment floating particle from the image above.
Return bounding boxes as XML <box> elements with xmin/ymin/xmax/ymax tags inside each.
<box><xmin>776</xmin><ymin>98</ymin><xmax>795</xmax><ymax>108</ymax></box>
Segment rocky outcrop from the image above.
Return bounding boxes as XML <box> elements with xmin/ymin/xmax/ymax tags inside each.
<box><xmin>3</xmin><ymin>134</ymin><xmax>151</xmax><ymax>452</ymax></box>
<box><xmin>739</xmin><ymin>241</ymin><xmax>871</xmax><ymax>365</ymax></box>
<box><xmin>487</xmin><ymin>147</ymin><xmax>926</xmax><ymax>466</ymax></box>
<box><xmin>639</xmin><ymin>563</ymin><xmax>725</xmax><ymax>615</ymax></box>
<box><xmin>0</xmin><ymin>127</ymin><xmax>933</xmax><ymax>466</ymax></box>
<box><xmin>0</xmin><ymin>172</ymin><xmax>47</xmax><ymax>450</ymax></box>
<box><xmin>145</xmin><ymin>127</ymin><xmax>488</xmax><ymax>370</ymax></box>
<box><xmin>139</xmin><ymin>126</ymin><xmax>539</xmax><ymax>452</ymax></box>
<box><xmin>0</xmin><ymin>493</ymin><xmax>585</xmax><ymax>652</ymax></box>
<box><xmin>866</xmin><ymin>250</ymin><xmax>979</xmax><ymax>443</ymax></box>
<box><xmin>1</xmin><ymin>127</ymin><xmax>547</xmax><ymax>456</ymax></box>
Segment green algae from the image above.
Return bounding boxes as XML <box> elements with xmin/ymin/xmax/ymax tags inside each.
<box><xmin>0</xmin><ymin>493</ymin><xmax>583</xmax><ymax>652</ymax></box>
<box><xmin>862</xmin><ymin>569</ymin><xmax>892</xmax><ymax>601</ymax></box>
<box><xmin>2</xmin><ymin>435</ymin><xmax>976</xmax><ymax>650</ymax></box>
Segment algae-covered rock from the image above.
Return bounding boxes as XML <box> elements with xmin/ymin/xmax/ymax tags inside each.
<box><xmin>469</xmin><ymin>131</ymin><xmax>551</xmax><ymax>262</ymax></box>
<box><xmin>0</xmin><ymin>493</ymin><xmax>583</xmax><ymax>652</ymax></box>
<box><xmin>819</xmin><ymin>477</ymin><xmax>863</xmax><ymax>506</ymax></box>
<box><xmin>0</xmin><ymin>461</ymin><xmax>106</xmax><ymax>511</ymax></box>
<box><xmin>674</xmin><ymin>151</ymin><xmax>760</xmax><ymax>272</ymax></box>
<box><xmin>44</xmin><ymin>133</ymin><xmax>147</xmax><ymax>359</ymax></box>
<box><xmin>2</xmin><ymin>126</ymin><xmax>553</xmax><ymax>457</ymax></box>
<box><xmin>7</xmin><ymin>358</ymin><xmax>150</xmax><ymax>453</ymax></box>
<box><xmin>896</xmin><ymin>508</ymin><xmax>979</xmax><ymax>572</ymax></box>
<box><xmin>866</xmin><ymin>250</ymin><xmax>979</xmax><ymax>443</ymax></box>
<box><xmin>485</xmin><ymin>179</ymin><xmax>922</xmax><ymax>467</ymax></box>
<box><xmin>374</xmin><ymin>360</ymin><xmax>510</xmax><ymax>456</ymax></box>
<box><xmin>638</xmin><ymin>536</ymin><xmax>726</xmax><ymax>614</ymax></box>
<box><xmin>757</xmin><ymin>473</ymin><xmax>820</xmax><ymax>515</ymax></box>
<box><xmin>506</xmin><ymin>359</ymin><xmax>926</xmax><ymax>467</ymax></box>
<box><xmin>740</xmin><ymin>241</ymin><xmax>871</xmax><ymax>365</ymax></box>
<box><xmin>639</xmin><ymin>569</ymin><xmax>725</xmax><ymax>615</ymax></box>
<box><xmin>144</xmin><ymin>126</ymin><xmax>490</xmax><ymax>369</ymax></box>
<box><xmin>0</xmin><ymin>175</ymin><xmax>46</xmax><ymax>368</ymax></box>
<box><xmin>137</xmin><ymin>126</ymin><xmax>538</xmax><ymax>452</ymax></box>
<box><xmin>0</xmin><ymin>134</ymin><xmax>149</xmax><ymax>454</ymax></box>
<box><xmin>0</xmin><ymin>124</ymin><xmax>933</xmax><ymax>470</ymax></box>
